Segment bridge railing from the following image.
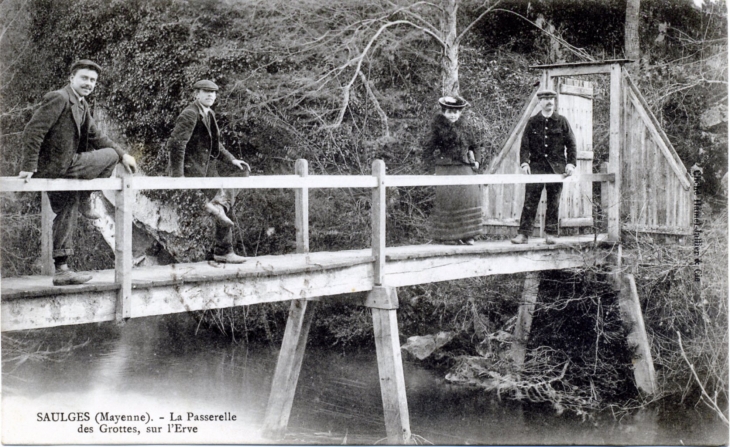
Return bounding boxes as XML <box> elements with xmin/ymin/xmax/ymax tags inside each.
<box><xmin>0</xmin><ymin>159</ymin><xmax>615</xmax><ymax>320</ymax></box>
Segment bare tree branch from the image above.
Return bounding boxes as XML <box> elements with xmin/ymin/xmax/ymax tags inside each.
<box><xmin>325</xmin><ymin>18</ymin><xmax>445</xmax><ymax>129</ymax></box>
<box><xmin>358</xmin><ymin>70</ymin><xmax>389</xmax><ymax>137</ymax></box>
<box><xmin>491</xmin><ymin>8</ymin><xmax>595</xmax><ymax>61</ymax></box>
<box><xmin>456</xmin><ymin>0</ymin><xmax>502</xmax><ymax>44</ymax></box>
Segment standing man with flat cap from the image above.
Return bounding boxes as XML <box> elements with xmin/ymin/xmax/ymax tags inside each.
<box><xmin>19</xmin><ymin>59</ymin><xmax>138</xmax><ymax>285</ymax></box>
<box><xmin>511</xmin><ymin>88</ymin><xmax>576</xmax><ymax>245</ymax></box>
<box><xmin>167</xmin><ymin>79</ymin><xmax>250</xmax><ymax>263</ymax></box>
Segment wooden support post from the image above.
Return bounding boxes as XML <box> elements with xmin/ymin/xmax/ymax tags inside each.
<box><xmin>40</xmin><ymin>192</ymin><xmax>54</xmax><ymax>276</ymax></box>
<box><xmin>262</xmin><ymin>159</ymin><xmax>316</xmax><ymax>441</ymax></box>
<box><xmin>542</xmin><ymin>70</ymin><xmax>554</xmax><ymax>92</ymax></box>
<box><xmin>369</xmin><ymin>162</ymin><xmax>410</xmax><ymax>443</ymax></box>
<box><xmin>607</xmin><ymin>63</ymin><xmax>623</xmax><ymax>242</ymax></box>
<box><xmin>510</xmin><ymin>272</ymin><xmax>540</xmax><ymax>367</ymax></box>
<box><xmin>619</xmin><ymin>274</ymin><xmax>657</xmax><ymax>395</ymax></box>
<box><xmin>600</xmin><ymin>163</ymin><xmax>609</xmax><ymax>232</ymax></box>
<box><xmin>294</xmin><ymin>159</ymin><xmax>309</xmax><ymax>253</ymax></box>
<box><xmin>366</xmin><ymin>286</ymin><xmax>411</xmax><ymax>444</ymax></box>
<box><xmin>372</xmin><ymin>160</ymin><xmax>386</xmax><ymax>285</ymax></box>
<box><xmin>114</xmin><ymin>175</ymin><xmax>133</xmax><ymax>321</ymax></box>
<box><xmin>262</xmin><ymin>298</ymin><xmax>317</xmax><ymax>440</ymax></box>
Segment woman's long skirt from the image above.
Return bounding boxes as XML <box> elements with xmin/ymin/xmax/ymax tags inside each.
<box><xmin>431</xmin><ymin>164</ymin><xmax>484</xmax><ymax>242</ymax></box>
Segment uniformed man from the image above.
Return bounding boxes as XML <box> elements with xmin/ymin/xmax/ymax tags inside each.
<box><xmin>511</xmin><ymin>88</ymin><xmax>576</xmax><ymax>245</ymax></box>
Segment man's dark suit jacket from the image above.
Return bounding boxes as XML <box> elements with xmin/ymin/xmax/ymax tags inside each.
<box><xmin>167</xmin><ymin>101</ymin><xmax>236</xmax><ymax>178</ymax></box>
<box><xmin>21</xmin><ymin>85</ymin><xmax>124</xmax><ymax>178</ymax></box>
<box><xmin>519</xmin><ymin>112</ymin><xmax>577</xmax><ymax>175</ymax></box>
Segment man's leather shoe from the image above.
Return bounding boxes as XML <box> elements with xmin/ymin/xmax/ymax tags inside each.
<box><xmin>79</xmin><ymin>198</ymin><xmax>101</xmax><ymax>220</ymax></box>
<box><xmin>205</xmin><ymin>202</ymin><xmax>234</xmax><ymax>227</ymax></box>
<box><xmin>53</xmin><ymin>265</ymin><xmax>92</xmax><ymax>286</ymax></box>
<box><xmin>213</xmin><ymin>252</ymin><xmax>247</xmax><ymax>264</ymax></box>
<box><xmin>510</xmin><ymin>234</ymin><xmax>528</xmax><ymax>244</ymax></box>
<box><xmin>545</xmin><ymin>234</ymin><xmax>558</xmax><ymax>245</ymax></box>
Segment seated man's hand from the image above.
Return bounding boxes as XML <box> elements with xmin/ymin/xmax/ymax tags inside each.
<box><xmin>232</xmin><ymin>159</ymin><xmax>251</xmax><ymax>172</ymax></box>
<box><xmin>564</xmin><ymin>164</ymin><xmax>576</xmax><ymax>177</ymax></box>
<box><xmin>471</xmin><ymin>161</ymin><xmax>480</xmax><ymax>171</ymax></box>
<box><xmin>121</xmin><ymin>154</ymin><xmax>138</xmax><ymax>174</ymax></box>
<box><xmin>520</xmin><ymin>163</ymin><xmax>531</xmax><ymax>175</ymax></box>
<box><xmin>18</xmin><ymin>171</ymin><xmax>34</xmax><ymax>183</ymax></box>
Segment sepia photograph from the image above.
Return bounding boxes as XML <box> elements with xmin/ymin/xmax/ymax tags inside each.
<box><xmin>0</xmin><ymin>0</ymin><xmax>727</xmax><ymax>444</ymax></box>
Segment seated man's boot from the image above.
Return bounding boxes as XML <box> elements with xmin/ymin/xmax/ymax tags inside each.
<box><xmin>53</xmin><ymin>264</ymin><xmax>92</xmax><ymax>286</ymax></box>
<box><xmin>79</xmin><ymin>196</ymin><xmax>101</xmax><ymax>220</ymax></box>
<box><xmin>545</xmin><ymin>234</ymin><xmax>558</xmax><ymax>245</ymax></box>
<box><xmin>213</xmin><ymin>252</ymin><xmax>247</xmax><ymax>264</ymax></box>
<box><xmin>205</xmin><ymin>202</ymin><xmax>234</xmax><ymax>227</ymax></box>
<box><xmin>510</xmin><ymin>233</ymin><xmax>528</xmax><ymax>244</ymax></box>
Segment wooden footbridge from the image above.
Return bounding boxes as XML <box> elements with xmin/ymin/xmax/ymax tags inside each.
<box><xmin>0</xmin><ymin>62</ymin><xmax>693</xmax><ymax>444</ymax></box>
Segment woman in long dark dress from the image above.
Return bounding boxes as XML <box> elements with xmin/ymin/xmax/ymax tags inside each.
<box><xmin>424</xmin><ymin>96</ymin><xmax>483</xmax><ymax>245</ymax></box>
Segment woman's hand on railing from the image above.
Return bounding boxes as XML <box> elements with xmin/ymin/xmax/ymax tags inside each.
<box><xmin>18</xmin><ymin>171</ymin><xmax>34</xmax><ymax>183</ymax></box>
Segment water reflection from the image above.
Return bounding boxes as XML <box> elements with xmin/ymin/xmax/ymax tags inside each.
<box><xmin>2</xmin><ymin>314</ymin><xmax>727</xmax><ymax>445</ymax></box>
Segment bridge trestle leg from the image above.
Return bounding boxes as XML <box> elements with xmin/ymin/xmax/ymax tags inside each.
<box><xmin>510</xmin><ymin>272</ymin><xmax>540</xmax><ymax>367</ymax></box>
<box><xmin>366</xmin><ymin>286</ymin><xmax>412</xmax><ymax>444</ymax></box>
<box><xmin>261</xmin><ymin>298</ymin><xmax>317</xmax><ymax>440</ymax></box>
<box><xmin>609</xmin><ymin>246</ymin><xmax>657</xmax><ymax>395</ymax></box>
<box><xmin>618</xmin><ymin>273</ymin><xmax>658</xmax><ymax>395</ymax></box>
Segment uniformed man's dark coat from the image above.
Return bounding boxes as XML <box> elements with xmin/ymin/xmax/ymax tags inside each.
<box><xmin>519</xmin><ymin>112</ymin><xmax>577</xmax><ymax>174</ymax></box>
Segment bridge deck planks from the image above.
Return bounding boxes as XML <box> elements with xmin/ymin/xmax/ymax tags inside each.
<box><xmin>1</xmin><ymin>234</ymin><xmax>612</xmax><ymax>331</ymax></box>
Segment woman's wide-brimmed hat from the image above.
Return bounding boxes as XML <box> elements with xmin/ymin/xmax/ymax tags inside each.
<box><xmin>438</xmin><ymin>96</ymin><xmax>468</xmax><ymax>109</ymax></box>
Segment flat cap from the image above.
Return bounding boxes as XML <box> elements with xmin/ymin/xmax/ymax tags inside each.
<box><xmin>193</xmin><ymin>80</ymin><xmax>219</xmax><ymax>91</ymax></box>
<box><xmin>536</xmin><ymin>88</ymin><xmax>558</xmax><ymax>98</ymax></box>
<box><xmin>70</xmin><ymin>59</ymin><xmax>102</xmax><ymax>74</ymax></box>
<box><xmin>438</xmin><ymin>96</ymin><xmax>468</xmax><ymax>109</ymax></box>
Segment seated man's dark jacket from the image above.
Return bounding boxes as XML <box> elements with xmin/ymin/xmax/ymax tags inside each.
<box><xmin>21</xmin><ymin>85</ymin><xmax>125</xmax><ymax>178</ymax></box>
<box><xmin>519</xmin><ymin>112</ymin><xmax>577</xmax><ymax>174</ymax></box>
<box><xmin>167</xmin><ymin>102</ymin><xmax>236</xmax><ymax>177</ymax></box>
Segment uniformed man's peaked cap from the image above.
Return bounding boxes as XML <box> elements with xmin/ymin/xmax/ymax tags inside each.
<box><xmin>438</xmin><ymin>96</ymin><xmax>468</xmax><ymax>109</ymax></box>
<box><xmin>193</xmin><ymin>80</ymin><xmax>219</xmax><ymax>91</ymax></box>
<box><xmin>536</xmin><ymin>88</ymin><xmax>558</xmax><ymax>98</ymax></box>
<box><xmin>70</xmin><ymin>59</ymin><xmax>102</xmax><ymax>74</ymax></box>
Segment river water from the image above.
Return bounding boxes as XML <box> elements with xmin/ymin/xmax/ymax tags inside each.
<box><xmin>2</xmin><ymin>314</ymin><xmax>727</xmax><ymax>445</ymax></box>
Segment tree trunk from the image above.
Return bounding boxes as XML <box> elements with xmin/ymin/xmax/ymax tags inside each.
<box><xmin>625</xmin><ymin>0</ymin><xmax>640</xmax><ymax>73</ymax></box>
<box><xmin>441</xmin><ymin>0</ymin><xmax>459</xmax><ymax>96</ymax></box>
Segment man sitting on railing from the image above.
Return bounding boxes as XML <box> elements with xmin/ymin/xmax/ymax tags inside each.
<box><xmin>167</xmin><ymin>79</ymin><xmax>250</xmax><ymax>264</ymax></box>
<box><xmin>18</xmin><ymin>59</ymin><xmax>138</xmax><ymax>286</ymax></box>
<box><xmin>511</xmin><ymin>88</ymin><xmax>576</xmax><ymax>245</ymax></box>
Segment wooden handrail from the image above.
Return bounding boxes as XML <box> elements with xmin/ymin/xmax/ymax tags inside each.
<box><xmin>0</xmin><ymin>177</ymin><xmax>122</xmax><ymax>192</ymax></box>
<box><xmin>0</xmin><ymin>161</ymin><xmax>617</xmax><ymax>323</ymax></box>
<box><xmin>0</xmin><ymin>172</ymin><xmax>614</xmax><ymax>192</ymax></box>
<box><xmin>384</xmin><ymin>173</ymin><xmax>614</xmax><ymax>187</ymax></box>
